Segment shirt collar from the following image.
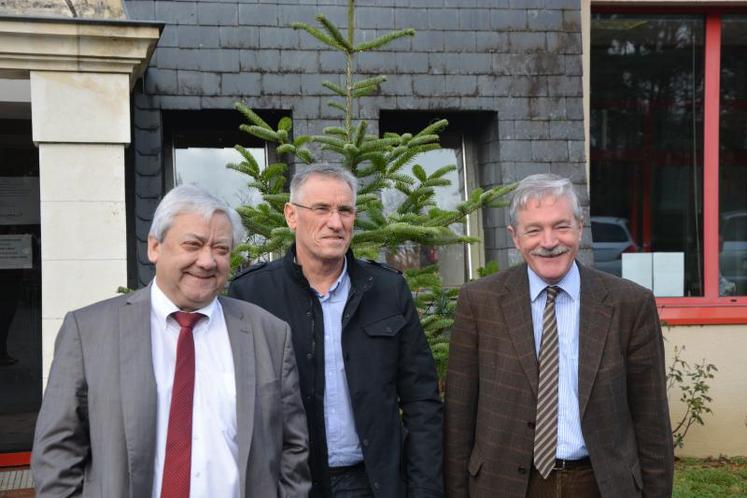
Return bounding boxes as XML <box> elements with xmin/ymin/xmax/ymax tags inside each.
<box><xmin>528</xmin><ymin>261</ymin><xmax>580</xmax><ymax>303</ymax></box>
<box><xmin>314</xmin><ymin>257</ymin><xmax>348</xmax><ymax>299</ymax></box>
<box><xmin>150</xmin><ymin>278</ymin><xmax>218</xmax><ymax>326</ymax></box>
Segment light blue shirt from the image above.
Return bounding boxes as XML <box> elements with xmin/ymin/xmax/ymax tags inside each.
<box><xmin>316</xmin><ymin>259</ymin><xmax>363</xmax><ymax>466</ymax></box>
<box><xmin>528</xmin><ymin>262</ymin><xmax>588</xmax><ymax>460</ymax></box>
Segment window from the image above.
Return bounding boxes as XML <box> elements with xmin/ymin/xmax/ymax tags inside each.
<box><xmin>164</xmin><ymin>110</ymin><xmax>280</xmax><ymax>209</ymax></box>
<box><xmin>591</xmin><ymin>10</ymin><xmax>747</xmax><ymax>323</ymax></box>
<box><xmin>379</xmin><ymin>112</ymin><xmax>488</xmax><ymax>287</ymax></box>
<box><xmin>718</xmin><ymin>16</ymin><xmax>747</xmax><ymax>297</ymax></box>
<box><xmin>175</xmin><ymin>147</ymin><xmax>266</xmax><ymax>209</ymax></box>
<box><xmin>0</xmin><ymin>116</ymin><xmax>42</xmax><ymax>457</ymax></box>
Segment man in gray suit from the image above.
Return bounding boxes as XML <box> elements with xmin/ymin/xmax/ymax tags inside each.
<box><xmin>32</xmin><ymin>185</ymin><xmax>311</xmax><ymax>498</ymax></box>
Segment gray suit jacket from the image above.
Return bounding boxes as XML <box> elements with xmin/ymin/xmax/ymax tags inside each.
<box><xmin>32</xmin><ymin>286</ymin><xmax>311</xmax><ymax>498</ymax></box>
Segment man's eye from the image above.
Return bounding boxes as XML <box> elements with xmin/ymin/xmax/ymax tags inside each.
<box><xmin>214</xmin><ymin>246</ymin><xmax>230</xmax><ymax>256</ymax></box>
<box><xmin>337</xmin><ymin>206</ymin><xmax>355</xmax><ymax>216</ymax></box>
<box><xmin>524</xmin><ymin>229</ymin><xmax>540</xmax><ymax>236</ymax></box>
<box><xmin>311</xmin><ymin>206</ymin><xmax>332</xmax><ymax>216</ymax></box>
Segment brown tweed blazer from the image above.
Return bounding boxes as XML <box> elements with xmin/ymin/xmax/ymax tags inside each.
<box><xmin>444</xmin><ymin>262</ymin><xmax>673</xmax><ymax>498</ymax></box>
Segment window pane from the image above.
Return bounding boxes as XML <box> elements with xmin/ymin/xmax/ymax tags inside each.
<box><xmin>174</xmin><ymin>147</ymin><xmax>266</xmax><ymax>209</ymax></box>
<box><xmin>382</xmin><ymin>148</ymin><xmax>468</xmax><ymax>287</ymax></box>
<box><xmin>719</xmin><ymin>16</ymin><xmax>747</xmax><ymax>296</ymax></box>
<box><xmin>591</xmin><ymin>14</ymin><xmax>705</xmax><ymax>296</ymax></box>
<box><xmin>0</xmin><ymin>119</ymin><xmax>42</xmax><ymax>452</ymax></box>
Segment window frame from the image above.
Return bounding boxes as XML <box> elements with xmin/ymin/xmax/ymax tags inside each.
<box><xmin>591</xmin><ymin>6</ymin><xmax>747</xmax><ymax>325</ymax></box>
<box><xmin>378</xmin><ymin>110</ymin><xmax>492</xmax><ymax>285</ymax></box>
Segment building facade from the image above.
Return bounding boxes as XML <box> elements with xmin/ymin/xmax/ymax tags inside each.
<box><xmin>0</xmin><ymin>0</ymin><xmax>744</xmax><ymax>465</ymax></box>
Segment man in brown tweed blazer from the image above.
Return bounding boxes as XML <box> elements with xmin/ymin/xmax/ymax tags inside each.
<box><xmin>444</xmin><ymin>174</ymin><xmax>673</xmax><ymax>498</ymax></box>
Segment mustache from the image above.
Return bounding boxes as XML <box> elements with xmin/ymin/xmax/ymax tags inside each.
<box><xmin>530</xmin><ymin>245</ymin><xmax>570</xmax><ymax>257</ymax></box>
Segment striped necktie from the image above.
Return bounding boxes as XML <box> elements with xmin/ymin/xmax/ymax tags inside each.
<box><xmin>534</xmin><ymin>286</ymin><xmax>560</xmax><ymax>479</ymax></box>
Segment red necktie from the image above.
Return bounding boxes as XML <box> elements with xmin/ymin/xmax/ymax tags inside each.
<box><xmin>161</xmin><ymin>311</ymin><xmax>204</xmax><ymax>498</ymax></box>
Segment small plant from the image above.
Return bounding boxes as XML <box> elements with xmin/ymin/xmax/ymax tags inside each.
<box><xmin>667</xmin><ymin>345</ymin><xmax>718</xmax><ymax>449</ymax></box>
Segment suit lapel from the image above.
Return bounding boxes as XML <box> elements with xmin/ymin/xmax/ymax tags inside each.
<box><xmin>577</xmin><ymin>265</ymin><xmax>613</xmax><ymax>418</ymax></box>
<box><xmin>119</xmin><ymin>286</ymin><xmax>157</xmax><ymax>497</ymax></box>
<box><xmin>221</xmin><ymin>296</ymin><xmax>255</xmax><ymax>498</ymax></box>
<box><xmin>499</xmin><ymin>265</ymin><xmax>540</xmax><ymax>396</ymax></box>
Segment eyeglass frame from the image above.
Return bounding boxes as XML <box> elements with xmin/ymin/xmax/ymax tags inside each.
<box><xmin>289</xmin><ymin>202</ymin><xmax>356</xmax><ymax>218</ymax></box>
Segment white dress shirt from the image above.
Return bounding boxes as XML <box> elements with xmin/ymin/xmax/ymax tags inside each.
<box><xmin>528</xmin><ymin>262</ymin><xmax>589</xmax><ymax>460</ymax></box>
<box><xmin>150</xmin><ymin>281</ymin><xmax>239</xmax><ymax>498</ymax></box>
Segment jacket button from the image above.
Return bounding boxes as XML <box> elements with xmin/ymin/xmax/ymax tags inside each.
<box><xmin>305</xmin><ymin>353</ymin><xmax>312</xmax><ymax>360</ymax></box>
<box><xmin>527</xmin><ymin>421</ymin><xmax>535</xmax><ymax>429</ymax></box>
<box><xmin>304</xmin><ymin>395</ymin><xmax>311</xmax><ymax>401</ymax></box>
<box><xmin>305</xmin><ymin>311</ymin><xmax>311</xmax><ymax>316</ymax></box>
<box><xmin>373</xmin><ymin>481</ymin><xmax>380</xmax><ymax>489</ymax></box>
<box><xmin>362</xmin><ymin>438</ymin><xmax>369</xmax><ymax>446</ymax></box>
<box><xmin>518</xmin><ymin>466</ymin><xmax>527</xmax><ymax>474</ymax></box>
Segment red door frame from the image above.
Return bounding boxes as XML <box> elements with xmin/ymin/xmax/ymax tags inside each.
<box><xmin>593</xmin><ymin>7</ymin><xmax>747</xmax><ymax>324</ymax></box>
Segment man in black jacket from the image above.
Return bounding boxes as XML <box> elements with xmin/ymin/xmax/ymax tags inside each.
<box><xmin>229</xmin><ymin>164</ymin><xmax>443</xmax><ymax>498</ymax></box>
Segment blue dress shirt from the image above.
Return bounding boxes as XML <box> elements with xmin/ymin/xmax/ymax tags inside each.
<box><xmin>528</xmin><ymin>262</ymin><xmax>589</xmax><ymax>460</ymax></box>
<box><xmin>315</xmin><ymin>259</ymin><xmax>364</xmax><ymax>467</ymax></box>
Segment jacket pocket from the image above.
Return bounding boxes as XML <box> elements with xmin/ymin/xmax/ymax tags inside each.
<box><xmin>631</xmin><ymin>460</ymin><xmax>643</xmax><ymax>490</ymax></box>
<box><xmin>400</xmin><ymin>427</ymin><xmax>409</xmax><ymax>481</ymax></box>
<box><xmin>363</xmin><ymin>314</ymin><xmax>406</xmax><ymax>337</ymax></box>
<box><xmin>468</xmin><ymin>447</ymin><xmax>484</xmax><ymax>477</ymax></box>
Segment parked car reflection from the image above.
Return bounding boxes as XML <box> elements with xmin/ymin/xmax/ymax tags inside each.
<box><xmin>720</xmin><ymin>210</ymin><xmax>747</xmax><ymax>296</ymax></box>
<box><xmin>591</xmin><ymin>216</ymin><xmax>637</xmax><ymax>277</ymax></box>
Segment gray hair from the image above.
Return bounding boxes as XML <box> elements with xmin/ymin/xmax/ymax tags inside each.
<box><xmin>149</xmin><ymin>184</ymin><xmax>246</xmax><ymax>248</ymax></box>
<box><xmin>509</xmin><ymin>173</ymin><xmax>583</xmax><ymax>226</ymax></box>
<box><xmin>289</xmin><ymin>164</ymin><xmax>358</xmax><ymax>205</ymax></box>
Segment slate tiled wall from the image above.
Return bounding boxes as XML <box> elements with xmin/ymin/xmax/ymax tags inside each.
<box><xmin>124</xmin><ymin>0</ymin><xmax>586</xmax><ymax>286</ymax></box>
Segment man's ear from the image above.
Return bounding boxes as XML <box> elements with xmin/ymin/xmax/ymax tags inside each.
<box><xmin>507</xmin><ymin>225</ymin><xmax>520</xmax><ymax>250</ymax></box>
<box><xmin>284</xmin><ymin>202</ymin><xmax>297</xmax><ymax>231</ymax></box>
<box><xmin>147</xmin><ymin>235</ymin><xmax>160</xmax><ymax>264</ymax></box>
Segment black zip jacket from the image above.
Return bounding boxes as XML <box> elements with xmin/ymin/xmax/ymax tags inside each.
<box><xmin>228</xmin><ymin>246</ymin><xmax>443</xmax><ymax>498</ymax></box>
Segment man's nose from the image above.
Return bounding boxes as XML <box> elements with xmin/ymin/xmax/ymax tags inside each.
<box><xmin>325</xmin><ymin>209</ymin><xmax>344</xmax><ymax>229</ymax></box>
<box><xmin>540</xmin><ymin>228</ymin><xmax>558</xmax><ymax>247</ymax></box>
<box><xmin>196</xmin><ymin>247</ymin><xmax>217</xmax><ymax>268</ymax></box>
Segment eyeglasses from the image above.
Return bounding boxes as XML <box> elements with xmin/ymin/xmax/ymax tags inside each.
<box><xmin>290</xmin><ymin>202</ymin><xmax>356</xmax><ymax>218</ymax></box>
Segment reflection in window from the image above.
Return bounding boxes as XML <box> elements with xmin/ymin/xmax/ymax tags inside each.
<box><xmin>719</xmin><ymin>16</ymin><xmax>747</xmax><ymax>296</ymax></box>
<box><xmin>382</xmin><ymin>143</ymin><xmax>476</xmax><ymax>287</ymax></box>
<box><xmin>590</xmin><ymin>14</ymin><xmax>704</xmax><ymax>296</ymax></box>
<box><xmin>174</xmin><ymin>147</ymin><xmax>266</xmax><ymax>209</ymax></box>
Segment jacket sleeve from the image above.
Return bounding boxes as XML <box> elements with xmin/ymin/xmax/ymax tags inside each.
<box><xmin>278</xmin><ymin>321</ymin><xmax>313</xmax><ymax>497</ymax></box>
<box><xmin>627</xmin><ymin>291</ymin><xmax>674</xmax><ymax>497</ymax></box>
<box><xmin>443</xmin><ymin>286</ymin><xmax>479</xmax><ymax>498</ymax></box>
<box><xmin>31</xmin><ymin>312</ymin><xmax>90</xmax><ymax>498</ymax></box>
<box><xmin>396</xmin><ymin>278</ymin><xmax>444</xmax><ymax>498</ymax></box>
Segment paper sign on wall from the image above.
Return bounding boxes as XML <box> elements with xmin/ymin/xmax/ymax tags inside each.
<box><xmin>622</xmin><ymin>253</ymin><xmax>653</xmax><ymax>290</ymax></box>
<box><xmin>622</xmin><ymin>252</ymin><xmax>685</xmax><ymax>297</ymax></box>
<box><xmin>0</xmin><ymin>234</ymin><xmax>33</xmax><ymax>269</ymax></box>
<box><xmin>0</xmin><ymin>177</ymin><xmax>40</xmax><ymax>225</ymax></box>
<box><xmin>653</xmin><ymin>252</ymin><xmax>685</xmax><ymax>297</ymax></box>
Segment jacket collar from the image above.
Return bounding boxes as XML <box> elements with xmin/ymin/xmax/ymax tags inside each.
<box><xmin>283</xmin><ymin>243</ymin><xmax>374</xmax><ymax>292</ymax></box>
